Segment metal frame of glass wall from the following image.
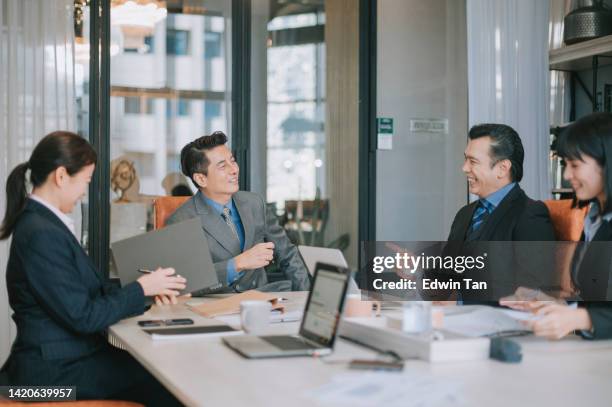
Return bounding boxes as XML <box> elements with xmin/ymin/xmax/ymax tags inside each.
<box><xmin>359</xmin><ymin>0</ymin><xmax>377</xmax><ymax>246</ymax></box>
<box><xmin>87</xmin><ymin>0</ymin><xmax>253</xmax><ymax>275</ymax></box>
<box><xmin>86</xmin><ymin>0</ymin><xmax>375</xmax><ymax>275</ymax></box>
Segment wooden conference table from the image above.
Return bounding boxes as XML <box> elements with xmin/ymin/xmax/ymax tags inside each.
<box><xmin>109</xmin><ymin>292</ymin><xmax>612</xmax><ymax>407</ymax></box>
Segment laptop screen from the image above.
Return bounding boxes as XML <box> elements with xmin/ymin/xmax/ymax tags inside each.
<box><xmin>299</xmin><ymin>263</ymin><xmax>349</xmax><ymax>347</ymax></box>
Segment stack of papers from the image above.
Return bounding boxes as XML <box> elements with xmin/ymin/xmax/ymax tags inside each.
<box><xmin>443</xmin><ymin>306</ymin><xmax>536</xmax><ymax>337</ymax></box>
<box><xmin>214</xmin><ymin>309</ymin><xmax>303</xmax><ymax>327</ymax></box>
<box><xmin>189</xmin><ymin>290</ymin><xmax>285</xmax><ymax>317</ymax></box>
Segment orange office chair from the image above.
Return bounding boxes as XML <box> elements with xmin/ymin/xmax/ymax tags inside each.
<box><xmin>153</xmin><ymin>196</ymin><xmax>190</xmax><ymax>229</ymax></box>
<box><xmin>543</xmin><ymin>199</ymin><xmax>588</xmax><ymax>298</ymax></box>
<box><xmin>543</xmin><ymin>199</ymin><xmax>587</xmax><ymax>241</ymax></box>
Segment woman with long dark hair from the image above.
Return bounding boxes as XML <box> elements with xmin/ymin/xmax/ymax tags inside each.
<box><xmin>502</xmin><ymin>113</ymin><xmax>612</xmax><ymax>340</ymax></box>
<box><xmin>0</xmin><ymin>131</ymin><xmax>184</xmax><ymax>404</ymax></box>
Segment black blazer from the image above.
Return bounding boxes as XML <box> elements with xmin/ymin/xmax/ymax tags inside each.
<box><xmin>2</xmin><ymin>199</ymin><xmax>145</xmax><ymax>385</ymax></box>
<box><xmin>447</xmin><ymin>184</ymin><xmax>555</xmax><ymax>242</ymax></box>
<box><xmin>444</xmin><ymin>185</ymin><xmax>556</xmax><ymax>300</ymax></box>
<box><xmin>575</xmin><ymin>218</ymin><xmax>612</xmax><ymax>339</ymax></box>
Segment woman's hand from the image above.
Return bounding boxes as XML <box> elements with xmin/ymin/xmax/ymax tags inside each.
<box><xmin>499</xmin><ymin>287</ymin><xmax>561</xmax><ymax>312</ymax></box>
<box><xmin>154</xmin><ymin>293</ymin><xmax>192</xmax><ymax>306</ymax></box>
<box><xmin>137</xmin><ymin>267</ymin><xmax>186</xmax><ymax>297</ymax></box>
<box><xmin>526</xmin><ymin>304</ymin><xmax>593</xmax><ymax>340</ymax></box>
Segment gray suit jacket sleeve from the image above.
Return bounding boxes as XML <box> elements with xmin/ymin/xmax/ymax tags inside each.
<box><xmin>261</xmin><ymin>196</ymin><xmax>311</xmax><ymax>291</ymax></box>
<box><xmin>165</xmin><ymin>203</ymin><xmax>229</xmax><ymax>289</ymax></box>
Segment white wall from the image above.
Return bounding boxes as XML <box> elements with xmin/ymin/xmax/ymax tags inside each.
<box><xmin>376</xmin><ymin>0</ymin><xmax>468</xmax><ymax>241</ymax></box>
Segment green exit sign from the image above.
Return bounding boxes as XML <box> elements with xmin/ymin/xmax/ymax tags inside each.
<box><xmin>377</xmin><ymin>117</ymin><xmax>394</xmax><ymax>150</ymax></box>
<box><xmin>377</xmin><ymin>117</ymin><xmax>394</xmax><ymax>134</ymax></box>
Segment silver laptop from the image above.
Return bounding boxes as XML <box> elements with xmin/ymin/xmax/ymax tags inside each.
<box><xmin>298</xmin><ymin>245</ymin><xmax>360</xmax><ymax>294</ymax></box>
<box><xmin>223</xmin><ymin>262</ymin><xmax>350</xmax><ymax>358</ymax></box>
<box><xmin>111</xmin><ymin>217</ymin><xmax>220</xmax><ymax>294</ymax></box>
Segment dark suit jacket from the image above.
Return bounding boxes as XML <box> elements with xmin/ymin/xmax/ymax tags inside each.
<box><xmin>443</xmin><ymin>184</ymin><xmax>556</xmax><ymax>299</ymax></box>
<box><xmin>575</xmin><ymin>219</ymin><xmax>612</xmax><ymax>339</ymax></box>
<box><xmin>448</xmin><ymin>184</ymin><xmax>555</xmax><ymax>242</ymax></box>
<box><xmin>1</xmin><ymin>199</ymin><xmax>145</xmax><ymax>387</ymax></box>
<box><xmin>166</xmin><ymin>190</ymin><xmax>310</xmax><ymax>293</ymax></box>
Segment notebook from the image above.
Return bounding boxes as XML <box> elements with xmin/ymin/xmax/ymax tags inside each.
<box><xmin>144</xmin><ymin>325</ymin><xmax>242</xmax><ymax>340</ymax></box>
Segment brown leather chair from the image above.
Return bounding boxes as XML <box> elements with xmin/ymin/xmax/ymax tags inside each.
<box><xmin>153</xmin><ymin>196</ymin><xmax>190</xmax><ymax>229</ymax></box>
<box><xmin>543</xmin><ymin>199</ymin><xmax>588</xmax><ymax>298</ymax></box>
<box><xmin>543</xmin><ymin>199</ymin><xmax>587</xmax><ymax>241</ymax></box>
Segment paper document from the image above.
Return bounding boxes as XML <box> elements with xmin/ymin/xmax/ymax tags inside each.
<box><xmin>500</xmin><ymin>308</ymin><xmax>542</xmax><ymax>322</ymax></box>
<box><xmin>189</xmin><ymin>290</ymin><xmax>285</xmax><ymax>317</ymax></box>
<box><xmin>306</xmin><ymin>372</ymin><xmax>464</xmax><ymax>407</ymax></box>
<box><xmin>443</xmin><ymin>306</ymin><xmax>533</xmax><ymax>337</ymax></box>
<box><xmin>214</xmin><ymin>309</ymin><xmax>303</xmax><ymax>326</ymax></box>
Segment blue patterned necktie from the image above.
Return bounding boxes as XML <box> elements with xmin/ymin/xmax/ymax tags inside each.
<box><xmin>470</xmin><ymin>199</ymin><xmax>494</xmax><ymax>233</ymax></box>
<box><xmin>222</xmin><ymin>207</ymin><xmax>240</xmax><ymax>241</ymax></box>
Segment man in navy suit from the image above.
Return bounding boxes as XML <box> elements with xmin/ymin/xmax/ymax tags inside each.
<box><xmin>443</xmin><ymin>124</ymin><xmax>556</xmax><ymax>300</ymax></box>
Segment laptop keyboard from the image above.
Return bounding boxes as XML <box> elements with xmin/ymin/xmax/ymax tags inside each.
<box><xmin>260</xmin><ymin>335</ymin><xmax>318</xmax><ymax>351</ymax></box>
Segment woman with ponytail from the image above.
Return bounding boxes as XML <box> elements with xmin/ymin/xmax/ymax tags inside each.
<box><xmin>0</xmin><ymin>162</ymin><xmax>30</xmax><ymax>240</ymax></box>
<box><xmin>0</xmin><ymin>132</ymin><xmax>183</xmax><ymax>405</ymax></box>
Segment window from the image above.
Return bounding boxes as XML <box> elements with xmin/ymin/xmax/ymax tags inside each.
<box><xmin>268</xmin><ymin>13</ymin><xmax>318</xmax><ymax>31</ymax></box>
<box><xmin>124</xmin><ymin>97</ymin><xmax>154</xmax><ymax>115</ymax></box>
<box><xmin>177</xmin><ymin>99</ymin><xmax>190</xmax><ymax>116</ymax></box>
<box><xmin>166</xmin><ymin>29</ymin><xmax>190</xmax><ymax>55</ymax></box>
<box><xmin>204</xmin><ymin>101</ymin><xmax>222</xmax><ymax>133</ymax></box>
<box><xmin>166</xmin><ymin>99</ymin><xmax>192</xmax><ymax>117</ymax></box>
<box><xmin>124</xmin><ymin>35</ymin><xmax>154</xmax><ymax>54</ymax></box>
<box><xmin>204</xmin><ymin>100</ymin><xmax>221</xmax><ymax>121</ymax></box>
<box><xmin>204</xmin><ymin>31</ymin><xmax>222</xmax><ymax>59</ymax></box>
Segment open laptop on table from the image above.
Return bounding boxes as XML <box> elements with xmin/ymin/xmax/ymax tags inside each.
<box><xmin>223</xmin><ymin>262</ymin><xmax>350</xmax><ymax>358</ymax></box>
<box><xmin>298</xmin><ymin>245</ymin><xmax>360</xmax><ymax>294</ymax></box>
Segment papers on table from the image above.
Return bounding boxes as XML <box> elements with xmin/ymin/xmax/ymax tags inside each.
<box><xmin>306</xmin><ymin>372</ymin><xmax>465</xmax><ymax>407</ymax></box>
<box><xmin>189</xmin><ymin>290</ymin><xmax>285</xmax><ymax>317</ymax></box>
<box><xmin>214</xmin><ymin>309</ymin><xmax>303</xmax><ymax>327</ymax></box>
<box><xmin>500</xmin><ymin>308</ymin><xmax>542</xmax><ymax>322</ymax></box>
<box><xmin>443</xmin><ymin>306</ymin><xmax>536</xmax><ymax>337</ymax></box>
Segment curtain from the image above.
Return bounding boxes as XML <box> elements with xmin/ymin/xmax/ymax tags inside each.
<box><xmin>467</xmin><ymin>0</ymin><xmax>551</xmax><ymax>201</ymax></box>
<box><xmin>0</xmin><ymin>0</ymin><xmax>76</xmax><ymax>364</ymax></box>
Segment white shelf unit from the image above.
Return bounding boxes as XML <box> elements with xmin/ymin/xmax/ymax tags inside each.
<box><xmin>550</xmin><ymin>34</ymin><xmax>612</xmax><ymax>71</ymax></box>
<box><xmin>548</xmin><ymin>35</ymin><xmax>612</xmax><ymax>199</ymax></box>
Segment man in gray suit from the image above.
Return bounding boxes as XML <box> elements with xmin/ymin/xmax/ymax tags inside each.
<box><xmin>166</xmin><ymin>131</ymin><xmax>310</xmax><ymax>293</ymax></box>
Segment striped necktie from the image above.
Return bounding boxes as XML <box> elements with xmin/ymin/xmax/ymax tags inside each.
<box><xmin>222</xmin><ymin>207</ymin><xmax>240</xmax><ymax>241</ymax></box>
<box><xmin>470</xmin><ymin>199</ymin><xmax>494</xmax><ymax>233</ymax></box>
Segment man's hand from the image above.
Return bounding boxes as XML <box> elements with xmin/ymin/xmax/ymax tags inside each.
<box><xmin>384</xmin><ymin>242</ymin><xmax>416</xmax><ymax>279</ymax></box>
<box><xmin>234</xmin><ymin>242</ymin><xmax>275</xmax><ymax>272</ymax></box>
<box><xmin>525</xmin><ymin>304</ymin><xmax>593</xmax><ymax>340</ymax></box>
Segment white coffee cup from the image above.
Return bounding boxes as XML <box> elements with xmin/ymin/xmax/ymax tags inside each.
<box><xmin>401</xmin><ymin>301</ymin><xmax>432</xmax><ymax>333</ymax></box>
<box><xmin>240</xmin><ymin>300</ymin><xmax>271</xmax><ymax>334</ymax></box>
